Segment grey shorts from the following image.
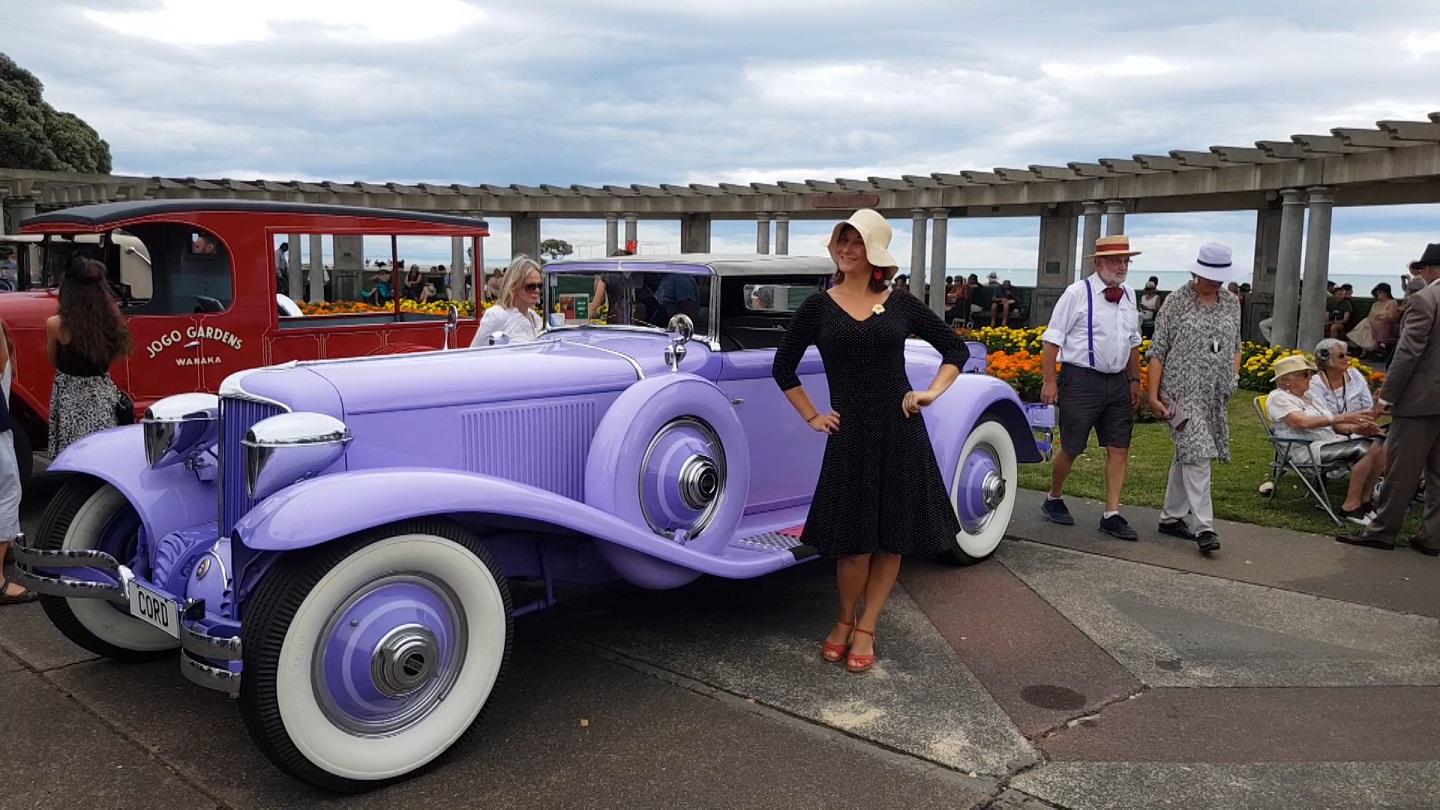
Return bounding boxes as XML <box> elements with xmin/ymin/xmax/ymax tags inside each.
<box><xmin>0</xmin><ymin>429</ymin><xmax>20</xmax><ymax>539</ymax></box>
<box><xmin>1057</xmin><ymin>366</ymin><xmax>1134</xmax><ymax>456</ymax></box>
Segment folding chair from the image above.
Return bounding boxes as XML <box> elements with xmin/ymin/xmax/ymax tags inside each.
<box><xmin>1025</xmin><ymin>402</ymin><xmax>1056</xmax><ymax>461</ymax></box>
<box><xmin>1253</xmin><ymin>394</ymin><xmax>1350</xmax><ymax>524</ymax></box>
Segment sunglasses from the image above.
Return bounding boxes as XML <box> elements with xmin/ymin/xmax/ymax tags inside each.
<box><xmin>522</xmin><ymin>282</ymin><xmax>543</xmax><ymax>292</ymax></box>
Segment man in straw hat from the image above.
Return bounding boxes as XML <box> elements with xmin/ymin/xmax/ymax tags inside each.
<box><xmin>1039</xmin><ymin>235</ymin><xmax>1145</xmax><ymax>539</ymax></box>
<box><xmin>1146</xmin><ymin>243</ymin><xmax>1244</xmax><ymax>554</ymax></box>
<box><xmin>1338</xmin><ymin>242</ymin><xmax>1440</xmax><ymax>555</ymax></box>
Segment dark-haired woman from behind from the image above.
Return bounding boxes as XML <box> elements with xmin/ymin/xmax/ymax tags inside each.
<box><xmin>45</xmin><ymin>259</ymin><xmax>134</xmax><ymax>455</ymax></box>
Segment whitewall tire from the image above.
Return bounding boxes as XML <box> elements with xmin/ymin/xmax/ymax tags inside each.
<box><xmin>945</xmin><ymin>419</ymin><xmax>1018</xmax><ymax>565</ymax></box>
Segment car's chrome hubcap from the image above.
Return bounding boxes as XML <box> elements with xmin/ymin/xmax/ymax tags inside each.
<box><xmin>982</xmin><ymin>472</ymin><xmax>1006</xmax><ymax>512</ymax></box>
<box><xmin>678</xmin><ymin>455</ymin><xmax>720</xmax><ymax>509</ymax></box>
<box><xmin>371</xmin><ymin>624</ymin><xmax>439</xmax><ymax>697</ymax></box>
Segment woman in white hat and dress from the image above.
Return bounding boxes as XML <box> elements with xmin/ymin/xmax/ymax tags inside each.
<box><xmin>772</xmin><ymin>209</ymin><xmax>969</xmax><ymax>674</ymax></box>
<box><xmin>1266</xmin><ymin>354</ymin><xmax>1385</xmax><ymax>523</ymax></box>
<box><xmin>1146</xmin><ymin>243</ymin><xmax>1245</xmax><ymax>553</ymax></box>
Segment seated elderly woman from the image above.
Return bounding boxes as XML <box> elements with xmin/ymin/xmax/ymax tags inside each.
<box><xmin>1308</xmin><ymin>339</ymin><xmax>1376</xmax><ymax>417</ymax></box>
<box><xmin>1267</xmin><ymin>354</ymin><xmax>1385</xmax><ymax>524</ymax></box>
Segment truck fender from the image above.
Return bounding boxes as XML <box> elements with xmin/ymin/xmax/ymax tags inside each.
<box><xmin>231</xmin><ymin>469</ymin><xmax>784</xmax><ymax>588</ymax></box>
<box><xmin>48</xmin><ymin>426</ymin><xmax>218</xmax><ymax>543</ymax></box>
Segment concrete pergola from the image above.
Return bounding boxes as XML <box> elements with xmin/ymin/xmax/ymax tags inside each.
<box><xmin>4</xmin><ymin>112</ymin><xmax>1440</xmax><ymax>348</ymax></box>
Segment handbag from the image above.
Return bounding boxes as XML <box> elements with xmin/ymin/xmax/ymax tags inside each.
<box><xmin>114</xmin><ymin>390</ymin><xmax>136</xmax><ymax>426</ymax></box>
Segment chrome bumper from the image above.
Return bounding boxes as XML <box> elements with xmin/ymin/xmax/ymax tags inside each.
<box><xmin>180</xmin><ymin>601</ymin><xmax>242</xmax><ymax>697</ymax></box>
<box><xmin>10</xmin><ymin>532</ymin><xmax>132</xmax><ymax>604</ymax></box>
<box><xmin>12</xmin><ymin>534</ymin><xmax>243</xmax><ymax>697</ymax></box>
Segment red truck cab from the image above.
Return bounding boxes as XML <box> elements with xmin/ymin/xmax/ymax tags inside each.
<box><xmin>3</xmin><ymin>199</ymin><xmax>488</xmax><ymax>456</ymax></box>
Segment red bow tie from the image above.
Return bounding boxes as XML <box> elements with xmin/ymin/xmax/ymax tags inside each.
<box><xmin>1102</xmin><ymin>286</ymin><xmax>1125</xmax><ymax>304</ymax></box>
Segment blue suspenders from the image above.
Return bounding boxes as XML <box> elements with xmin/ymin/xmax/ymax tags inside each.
<box><xmin>1082</xmin><ymin>278</ymin><xmax>1129</xmax><ymax>372</ymax></box>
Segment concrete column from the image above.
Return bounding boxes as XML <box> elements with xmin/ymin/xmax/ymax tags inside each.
<box><xmin>1296</xmin><ymin>186</ymin><xmax>1335</xmax><ymax>351</ymax></box>
<box><xmin>1251</xmin><ymin>206</ymin><xmax>1282</xmax><ymax>297</ymax></box>
<box><xmin>450</xmin><ymin>237</ymin><xmax>466</xmax><ymax>301</ymax></box>
<box><xmin>604</xmin><ymin>213</ymin><xmax>619</xmax><ymax>256</ymax></box>
<box><xmin>1270</xmin><ymin>189</ymin><xmax>1306</xmax><ymax>348</ymax></box>
<box><xmin>774</xmin><ymin>212</ymin><xmax>790</xmax><ymax>255</ymax></box>
<box><xmin>1104</xmin><ymin>199</ymin><xmax>1126</xmax><ymax>236</ymax></box>
<box><xmin>1034</xmin><ymin>206</ymin><xmax>1080</xmax><ymax>325</ymax></box>
<box><xmin>287</xmin><ymin>232</ymin><xmax>304</xmax><ymax>299</ymax></box>
<box><xmin>3</xmin><ymin>198</ymin><xmax>37</xmax><ymax>234</ymax></box>
<box><xmin>623</xmin><ymin>214</ymin><xmax>638</xmax><ymax>252</ymax></box>
<box><xmin>332</xmin><ymin>235</ymin><xmax>363</xmax><ymax>302</ymax></box>
<box><xmin>928</xmin><ymin>209</ymin><xmax>949</xmax><ymax>317</ymax></box>
<box><xmin>511</xmin><ymin>215</ymin><xmax>541</xmax><ymax>261</ymax></box>
<box><xmin>308</xmin><ymin>233</ymin><xmax>326</xmax><ymax>304</ymax></box>
<box><xmin>1080</xmin><ymin>201</ymin><xmax>1103</xmax><ymax>276</ymax></box>
<box><xmin>755</xmin><ymin>212</ymin><xmax>771</xmax><ymax>255</ymax></box>
<box><xmin>909</xmin><ymin>209</ymin><xmax>928</xmax><ymax>298</ymax></box>
<box><xmin>680</xmin><ymin>213</ymin><xmax>711</xmax><ymax>253</ymax></box>
<box><xmin>1246</xmin><ymin>205</ymin><xmax>1282</xmax><ymax>342</ymax></box>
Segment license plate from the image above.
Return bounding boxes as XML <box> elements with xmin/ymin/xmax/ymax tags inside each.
<box><xmin>128</xmin><ymin>581</ymin><xmax>180</xmax><ymax>639</ymax></box>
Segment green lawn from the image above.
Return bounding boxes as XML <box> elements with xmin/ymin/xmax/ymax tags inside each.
<box><xmin>1016</xmin><ymin>395</ymin><xmax>1412</xmax><ymax>536</ymax></box>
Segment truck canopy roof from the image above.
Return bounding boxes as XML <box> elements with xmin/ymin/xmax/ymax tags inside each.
<box><xmin>21</xmin><ymin>199</ymin><xmax>489</xmax><ymax>232</ymax></box>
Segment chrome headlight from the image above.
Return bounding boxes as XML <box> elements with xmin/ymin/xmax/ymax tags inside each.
<box><xmin>242</xmin><ymin>412</ymin><xmax>352</xmax><ymax>500</ymax></box>
<box><xmin>143</xmin><ymin>393</ymin><xmax>220</xmax><ymax>469</ymax></box>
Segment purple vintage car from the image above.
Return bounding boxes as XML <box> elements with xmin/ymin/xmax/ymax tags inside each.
<box><xmin>14</xmin><ymin>254</ymin><xmax>1039</xmax><ymax>791</ymax></box>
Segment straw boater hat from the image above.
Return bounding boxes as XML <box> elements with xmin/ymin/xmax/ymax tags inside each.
<box><xmin>1189</xmin><ymin>242</ymin><xmax>1245</xmax><ymax>283</ymax></box>
<box><xmin>1084</xmin><ymin>234</ymin><xmax>1142</xmax><ymax>259</ymax></box>
<box><xmin>823</xmin><ymin>209</ymin><xmax>899</xmax><ymax>269</ymax></box>
<box><xmin>1270</xmin><ymin>354</ymin><xmax>1317</xmax><ymax>381</ymax></box>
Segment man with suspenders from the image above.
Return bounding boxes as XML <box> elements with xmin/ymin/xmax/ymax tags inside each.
<box><xmin>1039</xmin><ymin>235</ymin><xmax>1145</xmax><ymax>540</ymax></box>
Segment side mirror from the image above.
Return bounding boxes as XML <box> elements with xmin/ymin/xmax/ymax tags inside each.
<box><xmin>664</xmin><ymin>314</ymin><xmax>694</xmax><ymax>371</ymax></box>
<box><xmin>444</xmin><ymin>304</ymin><xmax>459</xmax><ymax>349</ymax></box>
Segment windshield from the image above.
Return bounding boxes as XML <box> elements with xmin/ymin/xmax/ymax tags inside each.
<box><xmin>545</xmin><ymin>270</ymin><xmax>711</xmax><ymax>332</ymax></box>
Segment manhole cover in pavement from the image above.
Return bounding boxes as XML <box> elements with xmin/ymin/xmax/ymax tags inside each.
<box><xmin>1020</xmin><ymin>684</ymin><xmax>1086</xmax><ymax>710</ymax></box>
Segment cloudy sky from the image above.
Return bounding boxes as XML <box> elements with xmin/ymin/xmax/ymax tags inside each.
<box><xmin>5</xmin><ymin>0</ymin><xmax>1439</xmax><ymax>276</ymax></box>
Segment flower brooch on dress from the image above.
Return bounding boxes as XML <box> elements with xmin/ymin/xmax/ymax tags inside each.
<box><xmin>872</xmin><ymin>304</ymin><xmax>886</xmax><ymax>316</ymax></box>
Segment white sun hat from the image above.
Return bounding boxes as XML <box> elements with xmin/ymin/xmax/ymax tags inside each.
<box><xmin>1191</xmin><ymin>242</ymin><xmax>1245</xmax><ymax>283</ymax></box>
<box><xmin>823</xmin><ymin>209</ymin><xmax>899</xmax><ymax>269</ymax></box>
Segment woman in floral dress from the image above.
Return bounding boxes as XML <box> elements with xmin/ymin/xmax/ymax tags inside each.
<box><xmin>1146</xmin><ymin>243</ymin><xmax>1243</xmax><ymax>554</ymax></box>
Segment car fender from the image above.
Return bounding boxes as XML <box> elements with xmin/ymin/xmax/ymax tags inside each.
<box><xmin>48</xmin><ymin>425</ymin><xmax>218</xmax><ymax>543</ymax></box>
<box><xmin>918</xmin><ymin>375</ymin><xmax>1042</xmax><ymax>492</ymax></box>
<box><xmin>231</xmin><ymin>468</ymin><xmax>782</xmax><ymax>588</ymax></box>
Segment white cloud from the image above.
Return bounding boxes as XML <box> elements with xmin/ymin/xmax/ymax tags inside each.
<box><xmin>84</xmin><ymin>0</ymin><xmax>485</xmax><ymax>45</ymax></box>
<box><xmin>1040</xmin><ymin>55</ymin><xmax>1178</xmax><ymax>81</ymax></box>
<box><xmin>1401</xmin><ymin>31</ymin><xmax>1440</xmax><ymax>57</ymax></box>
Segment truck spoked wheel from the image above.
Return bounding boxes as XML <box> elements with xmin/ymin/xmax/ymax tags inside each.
<box><xmin>35</xmin><ymin>474</ymin><xmax>177</xmax><ymax>659</ymax></box>
<box><xmin>945</xmin><ymin>419</ymin><xmax>1018</xmax><ymax>565</ymax></box>
<box><xmin>240</xmin><ymin>520</ymin><xmax>512</xmax><ymax>793</ymax></box>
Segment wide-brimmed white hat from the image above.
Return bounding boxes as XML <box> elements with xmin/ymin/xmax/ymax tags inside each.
<box><xmin>1191</xmin><ymin>242</ymin><xmax>1245</xmax><ymax>282</ymax></box>
<box><xmin>823</xmin><ymin>209</ymin><xmax>899</xmax><ymax>269</ymax></box>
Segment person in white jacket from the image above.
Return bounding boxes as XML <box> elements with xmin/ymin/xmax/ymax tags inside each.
<box><xmin>471</xmin><ymin>254</ymin><xmax>544</xmax><ymax>347</ymax></box>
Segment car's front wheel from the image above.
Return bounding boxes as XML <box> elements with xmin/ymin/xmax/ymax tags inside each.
<box><xmin>239</xmin><ymin>520</ymin><xmax>512</xmax><ymax>793</ymax></box>
<box><xmin>35</xmin><ymin>475</ymin><xmax>177</xmax><ymax>659</ymax></box>
<box><xmin>944</xmin><ymin>418</ymin><xmax>1019</xmax><ymax>565</ymax></box>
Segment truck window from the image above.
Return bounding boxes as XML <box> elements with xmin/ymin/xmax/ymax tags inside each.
<box><xmin>278</xmin><ymin>233</ymin><xmax>479</xmax><ymax>326</ymax></box>
<box><xmin>117</xmin><ymin>224</ymin><xmax>233</xmax><ymax>315</ymax></box>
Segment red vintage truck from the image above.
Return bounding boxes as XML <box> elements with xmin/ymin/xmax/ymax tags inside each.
<box><xmin>0</xmin><ymin>199</ymin><xmax>489</xmax><ymax>470</ymax></box>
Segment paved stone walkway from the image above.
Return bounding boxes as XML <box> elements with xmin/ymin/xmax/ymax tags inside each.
<box><xmin>3</xmin><ymin>488</ymin><xmax>1438</xmax><ymax>808</ymax></box>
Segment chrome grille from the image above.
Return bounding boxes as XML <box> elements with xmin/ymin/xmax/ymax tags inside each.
<box><xmin>219</xmin><ymin>397</ymin><xmax>285</xmax><ymax>533</ymax></box>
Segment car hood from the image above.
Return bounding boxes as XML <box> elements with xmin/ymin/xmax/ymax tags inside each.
<box><xmin>301</xmin><ymin>338</ymin><xmax>644</xmax><ymax>414</ymax></box>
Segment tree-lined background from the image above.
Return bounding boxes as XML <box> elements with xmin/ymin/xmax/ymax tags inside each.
<box><xmin>0</xmin><ymin>53</ymin><xmax>111</xmax><ymax>173</ymax></box>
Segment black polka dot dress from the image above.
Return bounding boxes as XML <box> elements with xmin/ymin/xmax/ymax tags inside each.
<box><xmin>772</xmin><ymin>289</ymin><xmax>969</xmax><ymax>558</ymax></box>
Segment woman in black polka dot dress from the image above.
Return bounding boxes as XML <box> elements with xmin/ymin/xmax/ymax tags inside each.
<box><xmin>772</xmin><ymin>209</ymin><xmax>968</xmax><ymax>673</ymax></box>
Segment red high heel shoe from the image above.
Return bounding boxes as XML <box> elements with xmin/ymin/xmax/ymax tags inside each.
<box><xmin>846</xmin><ymin>628</ymin><xmax>877</xmax><ymax>673</ymax></box>
<box><xmin>821</xmin><ymin>619</ymin><xmax>854</xmax><ymax>663</ymax></box>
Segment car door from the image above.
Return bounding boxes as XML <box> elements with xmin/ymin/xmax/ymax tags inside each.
<box><xmin>716</xmin><ymin>347</ymin><xmax>828</xmax><ymax>514</ymax></box>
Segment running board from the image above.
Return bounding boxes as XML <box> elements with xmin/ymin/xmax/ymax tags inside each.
<box><xmin>728</xmin><ymin>531</ymin><xmax>818</xmax><ymax>562</ymax></box>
